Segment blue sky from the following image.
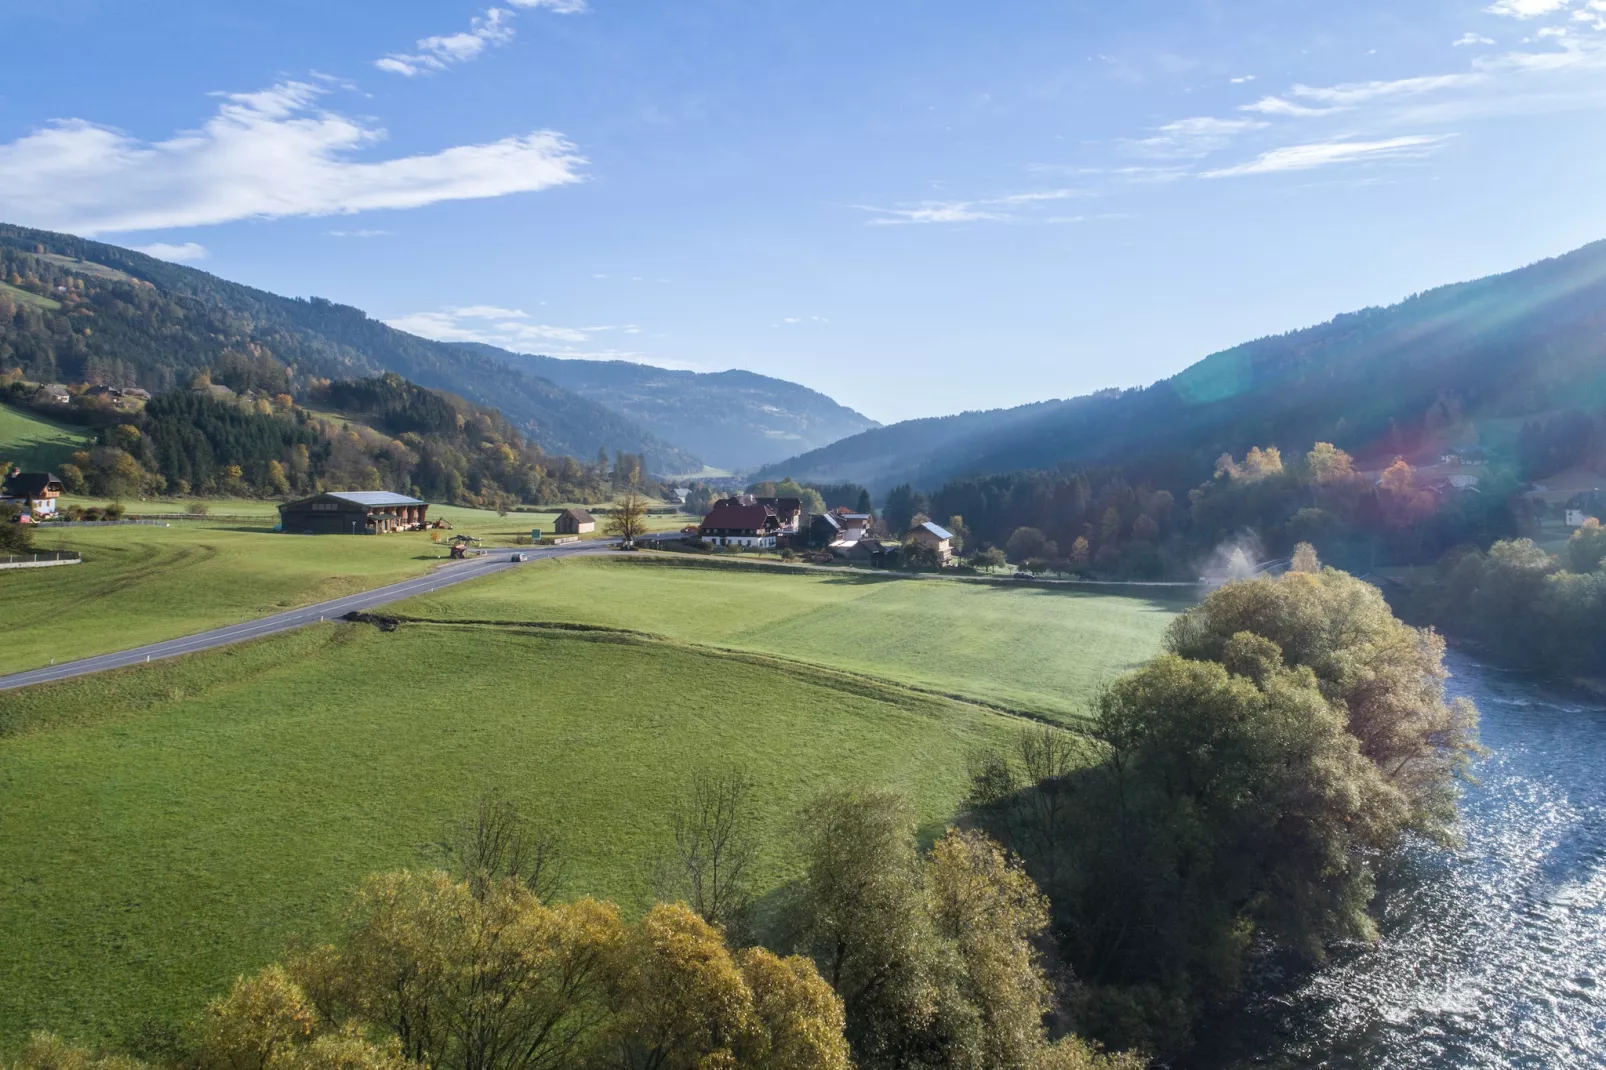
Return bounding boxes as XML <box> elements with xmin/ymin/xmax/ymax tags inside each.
<box><xmin>3</xmin><ymin>0</ymin><xmax>1606</xmax><ymax>423</ymax></box>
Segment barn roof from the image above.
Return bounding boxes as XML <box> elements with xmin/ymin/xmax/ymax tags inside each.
<box><xmin>559</xmin><ymin>507</ymin><xmax>595</xmax><ymax>523</ymax></box>
<box><xmin>281</xmin><ymin>491</ymin><xmax>425</xmax><ymax>509</ymax></box>
<box><xmin>915</xmin><ymin>521</ymin><xmax>953</xmax><ymax>540</ymax></box>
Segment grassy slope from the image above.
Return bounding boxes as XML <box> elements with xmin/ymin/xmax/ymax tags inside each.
<box><xmin>0</xmin><ymin>623</ymin><xmax>1020</xmax><ymax>1045</ymax></box>
<box><xmin>0</xmin><ymin>403</ymin><xmax>92</xmax><ymax>470</ymax></box>
<box><xmin>2</xmin><ymin>509</ymin><xmax>690</xmax><ymax>674</ymax></box>
<box><xmin>397</xmin><ymin>556</ymin><xmax>1185</xmax><ymax>721</ymax></box>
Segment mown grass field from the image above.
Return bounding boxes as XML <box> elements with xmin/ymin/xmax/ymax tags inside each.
<box><xmin>0</xmin><ymin>622</ymin><xmax>1023</xmax><ymax>1047</ymax></box>
<box><xmin>397</xmin><ymin>555</ymin><xmax>1185</xmax><ymax>722</ymax></box>
<box><xmin>3</xmin><ymin>508</ymin><xmax>691</xmax><ymax>675</ymax></box>
<box><xmin>0</xmin><ymin>402</ymin><xmax>92</xmax><ymax>470</ymax></box>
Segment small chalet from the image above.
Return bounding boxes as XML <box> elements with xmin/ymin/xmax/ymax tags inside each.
<box><xmin>700</xmin><ymin>498</ymin><xmax>780</xmax><ymax>548</ymax></box>
<box><xmin>907</xmin><ymin>521</ymin><xmax>955</xmax><ymax>566</ymax></box>
<box><xmin>36</xmin><ymin>384</ymin><xmax>71</xmax><ymax>405</ymax></box>
<box><xmin>834</xmin><ymin>510</ymin><xmax>872</xmax><ymax>542</ymax></box>
<box><xmin>2</xmin><ymin>469</ymin><xmax>66</xmax><ymax>517</ymax></box>
<box><xmin>279</xmin><ymin>491</ymin><xmax>428</xmax><ymax>535</ymax></box>
<box><xmin>554</xmin><ymin>508</ymin><xmax>596</xmax><ymax>535</ymax></box>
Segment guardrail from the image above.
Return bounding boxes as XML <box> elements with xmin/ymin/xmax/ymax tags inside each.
<box><xmin>0</xmin><ymin>550</ymin><xmax>83</xmax><ymax>570</ymax></box>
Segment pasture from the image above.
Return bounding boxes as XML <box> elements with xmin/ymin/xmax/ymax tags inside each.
<box><xmin>0</xmin><ymin>402</ymin><xmax>92</xmax><ymax>471</ymax></box>
<box><xmin>0</xmin><ymin>622</ymin><xmax>1022</xmax><ymax>1047</ymax></box>
<box><xmin>3</xmin><ymin>507</ymin><xmax>691</xmax><ymax>674</ymax></box>
<box><xmin>397</xmin><ymin>555</ymin><xmax>1185</xmax><ymax>721</ymax></box>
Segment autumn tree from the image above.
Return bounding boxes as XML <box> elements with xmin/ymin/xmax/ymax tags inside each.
<box><xmin>605</xmin><ymin>491</ymin><xmax>651</xmax><ymax>547</ymax></box>
<box><xmin>192</xmin><ymin>870</ymin><xmax>852</xmax><ymax>1070</ymax></box>
<box><xmin>1289</xmin><ymin>541</ymin><xmax>1320</xmax><ymax>573</ymax></box>
<box><xmin>1566</xmin><ymin>516</ymin><xmax>1606</xmax><ymax>573</ymax></box>
<box><xmin>1303</xmin><ymin>442</ymin><xmax>1354</xmax><ymax>486</ymax></box>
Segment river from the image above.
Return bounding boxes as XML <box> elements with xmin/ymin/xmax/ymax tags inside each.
<box><xmin>1198</xmin><ymin>651</ymin><xmax>1606</xmax><ymax>1068</ymax></box>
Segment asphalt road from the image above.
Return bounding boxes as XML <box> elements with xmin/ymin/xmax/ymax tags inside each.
<box><xmin>0</xmin><ymin>538</ymin><xmax>637</xmax><ymax>692</ymax></box>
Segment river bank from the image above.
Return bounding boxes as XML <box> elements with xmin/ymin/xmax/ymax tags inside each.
<box><xmin>1193</xmin><ymin>651</ymin><xmax>1606</xmax><ymax>1068</ymax></box>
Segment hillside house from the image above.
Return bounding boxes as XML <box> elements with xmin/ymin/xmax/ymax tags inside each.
<box><xmin>699</xmin><ymin>499</ymin><xmax>780</xmax><ymax>548</ymax></box>
<box><xmin>35</xmin><ymin>384</ymin><xmax>70</xmax><ymax>405</ymax></box>
<box><xmin>834</xmin><ymin>510</ymin><xmax>872</xmax><ymax>542</ymax></box>
<box><xmin>279</xmin><ymin>491</ymin><xmax>428</xmax><ymax>535</ymax></box>
<box><xmin>2</xmin><ymin>469</ymin><xmax>65</xmax><ymax>517</ymax></box>
<box><xmin>554</xmin><ymin>508</ymin><xmax>596</xmax><ymax>535</ymax></box>
<box><xmin>907</xmin><ymin>521</ymin><xmax>955</xmax><ymax>566</ymax></box>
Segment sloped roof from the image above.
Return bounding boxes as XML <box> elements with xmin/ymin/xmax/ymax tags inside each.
<box><xmin>3</xmin><ymin>472</ymin><xmax>63</xmax><ymax>498</ymax></box>
<box><xmin>285</xmin><ymin>491</ymin><xmax>424</xmax><ymax>508</ymax></box>
<box><xmin>701</xmin><ymin>501</ymin><xmax>775</xmax><ymax>532</ymax></box>
<box><xmin>915</xmin><ymin>521</ymin><xmax>953</xmax><ymax>540</ymax></box>
<box><xmin>813</xmin><ymin>512</ymin><xmax>843</xmax><ymax>530</ymax></box>
<box><xmin>559</xmin><ymin>507</ymin><xmax>595</xmax><ymax>523</ymax></box>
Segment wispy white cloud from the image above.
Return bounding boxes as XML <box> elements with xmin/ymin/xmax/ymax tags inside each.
<box><xmin>1487</xmin><ymin>0</ymin><xmax>1572</xmax><ymax>17</ymax></box>
<box><xmin>855</xmin><ymin>201</ymin><xmax>1011</xmax><ymax>225</ymax></box>
<box><xmin>386</xmin><ymin>305</ymin><xmax>637</xmax><ymax>352</ymax></box>
<box><xmin>1240</xmin><ymin>96</ymin><xmax>1337</xmax><ymax>117</ymax></box>
<box><xmin>1124</xmin><ymin>116</ymin><xmax>1267</xmax><ymax>157</ymax></box>
<box><xmin>376</xmin><ymin>7</ymin><xmax>516</xmax><ymax>77</ymax></box>
<box><xmin>133</xmin><ymin>241</ymin><xmax>208</xmax><ymax>262</ymax></box>
<box><xmin>326</xmin><ymin>228</ymin><xmax>395</xmax><ymax>238</ymax></box>
<box><xmin>1290</xmin><ymin>73</ymin><xmax>1484</xmax><ymax>106</ymax></box>
<box><xmin>853</xmin><ymin>186</ymin><xmax>1093</xmax><ymax>225</ymax></box>
<box><xmin>508</xmin><ymin>0</ymin><xmax>589</xmax><ymax>11</ymax></box>
<box><xmin>0</xmin><ymin>81</ymin><xmax>585</xmax><ymax>234</ymax></box>
<box><xmin>1202</xmin><ymin>135</ymin><xmax>1453</xmax><ymax>178</ymax></box>
<box><xmin>1230</xmin><ymin>74</ymin><xmax>1257</xmax><ymax>84</ymax></box>
<box><xmin>1456</xmin><ymin>32</ymin><xmax>1498</xmax><ymax>45</ymax></box>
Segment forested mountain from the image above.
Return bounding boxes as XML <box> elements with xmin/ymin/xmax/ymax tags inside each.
<box><xmin>756</xmin><ymin>239</ymin><xmax>1606</xmax><ymax>491</ymax></box>
<box><xmin>454</xmin><ymin>345</ymin><xmax>878</xmax><ymax>471</ymax></box>
<box><xmin>1</xmin><ymin>371</ymin><xmax>649</xmax><ymax>506</ymax></box>
<box><xmin>0</xmin><ymin>223</ymin><xmax>699</xmax><ymax>473</ymax></box>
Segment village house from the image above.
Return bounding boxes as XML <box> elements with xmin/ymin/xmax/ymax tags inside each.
<box><xmin>35</xmin><ymin>384</ymin><xmax>71</xmax><ymax>405</ymax></box>
<box><xmin>699</xmin><ymin>498</ymin><xmax>780</xmax><ymax>548</ymax></box>
<box><xmin>2</xmin><ymin>469</ymin><xmax>65</xmax><ymax>518</ymax></box>
<box><xmin>907</xmin><ymin>521</ymin><xmax>955</xmax><ymax>566</ymax></box>
<box><xmin>278</xmin><ymin>491</ymin><xmax>429</xmax><ymax>535</ymax></box>
<box><xmin>753</xmin><ymin>496</ymin><xmax>804</xmax><ymax>533</ymax></box>
<box><xmin>553</xmin><ymin>508</ymin><xmax>596</xmax><ymax>535</ymax></box>
<box><xmin>808</xmin><ymin>511</ymin><xmax>844</xmax><ymax>549</ymax></box>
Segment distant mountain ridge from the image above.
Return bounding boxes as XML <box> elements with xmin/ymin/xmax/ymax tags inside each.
<box><xmin>756</xmin><ymin>239</ymin><xmax>1606</xmax><ymax>491</ymax></box>
<box><xmin>454</xmin><ymin>345</ymin><xmax>879</xmax><ymax>471</ymax></box>
<box><xmin>0</xmin><ymin>223</ymin><xmax>700</xmax><ymax>474</ymax></box>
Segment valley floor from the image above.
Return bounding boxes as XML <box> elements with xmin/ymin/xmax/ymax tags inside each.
<box><xmin>0</xmin><ymin>551</ymin><xmax>1183</xmax><ymax>1049</ymax></box>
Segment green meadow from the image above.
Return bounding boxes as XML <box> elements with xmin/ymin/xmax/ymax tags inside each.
<box><xmin>0</xmin><ymin>622</ymin><xmax>1022</xmax><ymax>1047</ymax></box>
<box><xmin>397</xmin><ymin>555</ymin><xmax>1185</xmax><ymax>722</ymax></box>
<box><xmin>2</xmin><ymin>508</ymin><xmax>690</xmax><ymax>675</ymax></box>
<box><xmin>0</xmin><ymin>402</ymin><xmax>92</xmax><ymax>471</ymax></box>
<box><xmin>0</xmin><ymin>546</ymin><xmax>1185</xmax><ymax>1049</ymax></box>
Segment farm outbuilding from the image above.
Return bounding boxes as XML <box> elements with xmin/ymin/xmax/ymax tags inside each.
<box><xmin>553</xmin><ymin>508</ymin><xmax>596</xmax><ymax>535</ymax></box>
<box><xmin>278</xmin><ymin>491</ymin><xmax>429</xmax><ymax>535</ymax></box>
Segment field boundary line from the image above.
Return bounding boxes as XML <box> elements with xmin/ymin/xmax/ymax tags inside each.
<box><xmin>347</xmin><ymin>612</ymin><xmax>1093</xmax><ymax>732</ymax></box>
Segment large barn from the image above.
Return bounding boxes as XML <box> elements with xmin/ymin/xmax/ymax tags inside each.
<box><xmin>278</xmin><ymin>491</ymin><xmax>429</xmax><ymax>535</ymax></box>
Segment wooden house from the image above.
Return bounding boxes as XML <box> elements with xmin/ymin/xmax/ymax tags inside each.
<box><xmin>554</xmin><ymin>508</ymin><xmax>596</xmax><ymax>535</ymax></box>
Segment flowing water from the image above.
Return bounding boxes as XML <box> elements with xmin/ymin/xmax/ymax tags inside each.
<box><xmin>1199</xmin><ymin>651</ymin><xmax>1606</xmax><ymax>1068</ymax></box>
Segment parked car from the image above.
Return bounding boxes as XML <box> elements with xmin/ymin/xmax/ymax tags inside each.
<box><xmin>1013</xmin><ymin>571</ymin><xmax>1033</xmax><ymax>580</ymax></box>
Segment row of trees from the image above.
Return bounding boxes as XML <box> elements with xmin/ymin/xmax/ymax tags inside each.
<box><xmin>966</xmin><ymin>561</ymin><xmax>1480</xmax><ymax>1052</ymax></box>
<box><xmin>896</xmin><ymin>441</ymin><xmax>1525</xmax><ymax>579</ymax></box>
<box><xmin>1406</xmin><ymin>519</ymin><xmax>1606</xmax><ymax>673</ymax></box>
